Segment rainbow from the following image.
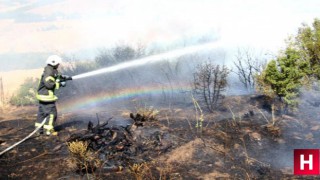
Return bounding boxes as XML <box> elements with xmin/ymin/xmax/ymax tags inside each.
<box><xmin>59</xmin><ymin>84</ymin><xmax>192</xmax><ymax>113</ymax></box>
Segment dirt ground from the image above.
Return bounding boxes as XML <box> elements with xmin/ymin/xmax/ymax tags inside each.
<box><xmin>1</xmin><ymin>95</ymin><xmax>320</xmax><ymax>179</ymax></box>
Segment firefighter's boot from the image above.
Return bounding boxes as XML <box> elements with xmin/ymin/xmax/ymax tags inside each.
<box><xmin>46</xmin><ymin>130</ymin><xmax>58</xmax><ymax>136</ymax></box>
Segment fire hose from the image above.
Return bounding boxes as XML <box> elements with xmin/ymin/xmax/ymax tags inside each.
<box><xmin>0</xmin><ymin>118</ymin><xmax>47</xmax><ymax>156</ymax></box>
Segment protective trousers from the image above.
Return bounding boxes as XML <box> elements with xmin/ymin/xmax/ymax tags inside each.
<box><xmin>35</xmin><ymin>101</ymin><xmax>57</xmax><ymax>135</ymax></box>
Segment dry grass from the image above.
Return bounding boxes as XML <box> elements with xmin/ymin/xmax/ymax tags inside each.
<box><xmin>128</xmin><ymin>162</ymin><xmax>154</xmax><ymax>180</ymax></box>
<box><xmin>157</xmin><ymin>163</ymin><xmax>173</xmax><ymax>180</ymax></box>
<box><xmin>136</xmin><ymin>105</ymin><xmax>160</xmax><ymax>121</ymax></box>
<box><xmin>192</xmin><ymin>95</ymin><xmax>204</xmax><ymax>133</ymax></box>
<box><xmin>128</xmin><ymin>161</ymin><xmax>173</xmax><ymax>180</ymax></box>
<box><xmin>66</xmin><ymin>140</ymin><xmax>101</xmax><ymax>175</ymax></box>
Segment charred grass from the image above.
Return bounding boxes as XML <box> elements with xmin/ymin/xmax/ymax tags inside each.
<box><xmin>0</xmin><ymin>95</ymin><xmax>319</xmax><ymax>179</ymax></box>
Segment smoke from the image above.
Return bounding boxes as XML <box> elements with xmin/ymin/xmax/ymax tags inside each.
<box><xmin>250</xmin><ymin>84</ymin><xmax>320</xmax><ymax>170</ymax></box>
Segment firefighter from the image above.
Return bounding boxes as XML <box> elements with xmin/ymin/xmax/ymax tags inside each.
<box><xmin>35</xmin><ymin>55</ymin><xmax>70</xmax><ymax>136</ymax></box>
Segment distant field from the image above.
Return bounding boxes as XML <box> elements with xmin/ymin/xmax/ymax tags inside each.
<box><xmin>0</xmin><ymin>68</ymin><xmax>43</xmax><ymax>98</ymax></box>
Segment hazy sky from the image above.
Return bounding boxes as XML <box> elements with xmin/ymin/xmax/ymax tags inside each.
<box><xmin>0</xmin><ymin>0</ymin><xmax>319</xmax><ymax>58</ymax></box>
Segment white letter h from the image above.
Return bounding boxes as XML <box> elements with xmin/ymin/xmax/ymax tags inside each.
<box><xmin>301</xmin><ymin>154</ymin><xmax>313</xmax><ymax>170</ymax></box>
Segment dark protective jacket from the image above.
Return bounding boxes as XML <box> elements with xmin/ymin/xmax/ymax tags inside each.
<box><xmin>36</xmin><ymin>65</ymin><xmax>61</xmax><ymax>102</ymax></box>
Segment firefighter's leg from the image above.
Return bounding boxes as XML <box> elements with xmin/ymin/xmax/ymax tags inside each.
<box><xmin>35</xmin><ymin>102</ymin><xmax>46</xmax><ymax>134</ymax></box>
<box><xmin>51</xmin><ymin>104</ymin><xmax>58</xmax><ymax>135</ymax></box>
<box><xmin>43</xmin><ymin>103</ymin><xmax>58</xmax><ymax>135</ymax></box>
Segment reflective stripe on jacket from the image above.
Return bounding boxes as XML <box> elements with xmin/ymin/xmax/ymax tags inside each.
<box><xmin>36</xmin><ymin>65</ymin><xmax>60</xmax><ymax>102</ymax></box>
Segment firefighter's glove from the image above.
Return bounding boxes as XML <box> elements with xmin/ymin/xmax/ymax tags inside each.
<box><xmin>61</xmin><ymin>75</ymin><xmax>72</xmax><ymax>81</ymax></box>
<box><xmin>60</xmin><ymin>81</ymin><xmax>66</xmax><ymax>87</ymax></box>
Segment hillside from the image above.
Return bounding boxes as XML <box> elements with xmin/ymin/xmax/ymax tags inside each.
<box><xmin>0</xmin><ymin>95</ymin><xmax>319</xmax><ymax>179</ymax></box>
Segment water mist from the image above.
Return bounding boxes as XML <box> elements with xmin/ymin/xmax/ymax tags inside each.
<box><xmin>72</xmin><ymin>41</ymin><xmax>224</xmax><ymax>80</ymax></box>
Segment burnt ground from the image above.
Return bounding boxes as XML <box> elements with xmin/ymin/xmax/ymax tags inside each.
<box><xmin>1</xmin><ymin>95</ymin><xmax>320</xmax><ymax>179</ymax></box>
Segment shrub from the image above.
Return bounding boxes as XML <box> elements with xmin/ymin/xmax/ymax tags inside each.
<box><xmin>67</xmin><ymin>140</ymin><xmax>101</xmax><ymax>174</ymax></box>
<box><xmin>193</xmin><ymin>62</ymin><xmax>230</xmax><ymax>112</ymax></box>
<box><xmin>233</xmin><ymin>48</ymin><xmax>266</xmax><ymax>93</ymax></box>
<box><xmin>133</xmin><ymin>101</ymin><xmax>159</xmax><ymax>121</ymax></box>
<box><xmin>9</xmin><ymin>77</ymin><xmax>38</xmax><ymax>106</ymax></box>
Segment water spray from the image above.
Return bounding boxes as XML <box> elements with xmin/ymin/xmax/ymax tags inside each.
<box><xmin>0</xmin><ymin>42</ymin><xmax>224</xmax><ymax>156</ymax></box>
<box><xmin>72</xmin><ymin>41</ymin><xmax>223</xmax><ymax>80</ymax></box>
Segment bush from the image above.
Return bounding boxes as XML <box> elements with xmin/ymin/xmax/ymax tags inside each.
<box><xmin>67</xmin><ymin>140</ymin><xmax>101</xmax><ymax>174</ymax></box>
<box><xmin>193</xmin><ymin>62</ymin><xmax>230</xmax><ymax>112</ymax></box>
<box><xmin>9</xmin><ymin>77</ymin><xmax>38</xmax><ymax>106</ymax></box>
<box><xmin>233</xmin><ymin>48</ymin><xmax>266</xmax><ymax>93</ymax></box>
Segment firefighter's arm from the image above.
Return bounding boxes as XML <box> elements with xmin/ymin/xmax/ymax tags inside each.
<box><xmin>43</xmin><ymin>67</ymin><xmax>56</xmax><ymax>90</ymax></box>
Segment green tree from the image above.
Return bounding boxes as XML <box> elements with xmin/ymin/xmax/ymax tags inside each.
<box><xmin>256</xmin><ymin>18</ymin><xmax>320</xmax><ymax>113</ymax></box>
<box><xmin>295</xmin><ymin>18</ymin><xmax>320</xmax><ymax>78</ymax></box>
<box><xmin>256</xmin><ymin>47</ymin><xmax>310</xmax><ymax>112</ymax></box>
